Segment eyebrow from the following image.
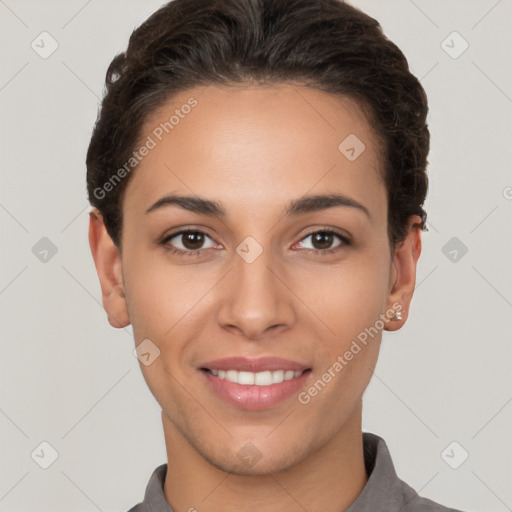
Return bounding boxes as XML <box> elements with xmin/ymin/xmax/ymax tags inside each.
<box><xmin>145</xmin><ymin>192</ymin><xmax>371</xmax><ymax>220</ymax></box>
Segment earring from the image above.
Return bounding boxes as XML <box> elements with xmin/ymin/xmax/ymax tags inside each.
<box><xmin>393</xmin><ymin>310</ymin><xmax>403</xmax><ymax>321</ymax></box>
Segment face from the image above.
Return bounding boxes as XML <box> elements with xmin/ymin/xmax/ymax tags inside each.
<box><xmin>89</xmin><ymin>83</ymin><xmax>421</xmax><ymax>475</ymax></box>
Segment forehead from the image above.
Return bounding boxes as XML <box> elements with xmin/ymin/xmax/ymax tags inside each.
<box><xmin>124</xmin><ymin>83</ymin><xmax>386</xmax><ymax>220</ymax></box>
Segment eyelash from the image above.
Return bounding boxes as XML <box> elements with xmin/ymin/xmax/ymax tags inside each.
<box><xmin>159</xmin><ymin>228</ymin><xmax>351</xmax><ymax>258</ymax></box>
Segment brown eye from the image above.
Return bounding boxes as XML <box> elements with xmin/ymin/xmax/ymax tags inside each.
<box><xmin>180</xmin><ymin>231</ymin><xmax>205</xmax><ymax>250</ymax></box>
<box><xmin>296</xmin><ymin>229</ymin><xmax>350</xmax><ymax>254</ymax></box>
<box><xmin>311</xmin><ymin>231</ymin><xmax>335</xmax><ymax>250</ymax></box>
<box><xmin>161</xmin><ymin>230</ymin><xmax>216</xmax><ymax>254</ymax></box>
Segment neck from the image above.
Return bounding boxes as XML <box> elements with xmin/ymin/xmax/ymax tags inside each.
<box><xmin>162</xmin><ymin>404</ymin><xmax>368</xmax><ymax>512</ymax></box>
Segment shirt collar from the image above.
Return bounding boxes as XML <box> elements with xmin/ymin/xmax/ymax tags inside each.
<box><xmin>346</xmin><ymin>431</ymin><xmax>407</xmax><ymax>510</ymax></box>
<box><xmin>132</xmin><ymin>432</ymin><xmax>439</xmax><ymax>512</ymax></box>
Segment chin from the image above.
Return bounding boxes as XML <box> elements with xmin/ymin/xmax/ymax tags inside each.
<box><xmin>202</xmin><ymin>441</ymin><xmax>307</xmax><ymax>476</ymax></box>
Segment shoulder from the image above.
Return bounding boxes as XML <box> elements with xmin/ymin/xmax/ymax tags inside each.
<box><xmin>125</xmin><ymin>463</ymin><xmax>169</xmax><ymax>512</ymax></box>
<box><xmin>356</xmin><ymin>432</ymin><xmax>465</xmax><ymax>512</ymax></box>
<box><xmin>399</xmin><ymin>473</ymin><xmax>465</xmax><ymax>512</ymax></box>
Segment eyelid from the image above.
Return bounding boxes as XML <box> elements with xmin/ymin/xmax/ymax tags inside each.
<box><xmin>293</xmin><ymin>227</ymin><xmax>351</xmax><ymax>251</ymax></box>
<box><xmin>160</xmin><ymin>225</ymin><xmax>351</xmax><ymax>259</ymax></box>
<box><xmin>160</xmin><ymin>228</ymin><xmax>218</xmax><ymax>248</ymax></box>
<box><xmin>296</xmin><ymin>225</ymin><xmax>352</xmax><ymax>243</ymax></box>
<box><xmin>160</xmin><ymin>225</ymin><xmax>350</xmax><ymax>244</ymax></box>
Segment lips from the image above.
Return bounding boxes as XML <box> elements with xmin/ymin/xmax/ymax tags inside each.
<box><xmin>200</xmin><ymin>356</ymin><xmax>311</xmax><ymax>373</ymax></box>
<box><xmin>199</xmin><ymin>356</ymin><xmax>312</xmax><ymax>410</ymax></box>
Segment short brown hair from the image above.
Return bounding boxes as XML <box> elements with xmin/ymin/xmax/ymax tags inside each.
<box><xmin>86</xmin><ymin>0</ymin><xmax>429</xmax><ymax>250</ymax></box>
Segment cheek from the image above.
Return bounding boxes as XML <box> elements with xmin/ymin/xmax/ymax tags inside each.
<box><xmin>292</xmin><ymin>250</ymin><xmax>390</xmax><ymax>333</ymax></box>
<box><xmin>292</xmin><ymin>250</ymin><xmax>389</xmax><ymax>398</ymax></box>
<box><xmin>123</xmin><ymin>230</ymin><xmax>391</xmax><ymax>340</ymax></box>
<box><xmin>122</xmin><ymin>248</ymin><xmax>175</xmax><ymax>339</ymax></box>
<box><xmin>122</xmin><ymin>248</ymin><xmax>218</xmax><ymax>342</ymax></box>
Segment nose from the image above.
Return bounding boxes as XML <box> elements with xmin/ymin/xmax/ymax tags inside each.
<box><xmin>216</xmin><ymin>245</ymin><xmax>296</xmax><ymax>340</ymax></box>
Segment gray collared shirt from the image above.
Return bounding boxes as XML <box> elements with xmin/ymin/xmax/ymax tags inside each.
<box><xmin>127</xmin><ymin>432</ymin><xmax>464</xmax><ymax>511</ymax></box>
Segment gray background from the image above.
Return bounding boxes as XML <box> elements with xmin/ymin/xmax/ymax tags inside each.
<box><xmin>1</xmin><ymin>0</ymin><xmax>511</xmax><ymax>511</ymax></box>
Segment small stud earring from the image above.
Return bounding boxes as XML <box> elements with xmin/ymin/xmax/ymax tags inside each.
<box><xmin>393</xmin><ymin>310</ymin><xmax>403</xmax><ymax>321</ymax></box>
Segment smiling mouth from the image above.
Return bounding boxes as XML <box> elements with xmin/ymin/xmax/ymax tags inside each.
<box><xmin>200</xmin><ymin>368</ymin><xmax>312</xmax><ymax>386</ymax></box>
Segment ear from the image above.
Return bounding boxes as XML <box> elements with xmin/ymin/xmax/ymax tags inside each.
<box><xmin>88</xmin><ymin>208</ymin><xmax>130</xmax><ymax>328</ymax></box>
<box><xmin>384</xmin><ymin>215</ymin><xmax>423</xmax><ymax>332</ymax></box>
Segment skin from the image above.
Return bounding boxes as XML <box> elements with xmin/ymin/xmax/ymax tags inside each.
<box><xmin>89</xmin><ymin>83</ymin><xmax>422</xmax><ymax>512</ymax></box>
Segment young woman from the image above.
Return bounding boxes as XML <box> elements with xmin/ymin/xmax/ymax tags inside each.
<box><xmin>86</xmin><ymin>0</ymin><xmax>464</xmax><ymax>510</ymax></box>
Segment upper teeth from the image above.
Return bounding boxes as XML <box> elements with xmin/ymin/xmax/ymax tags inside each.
<box><xmin>209</xmin><ymin>369</ymin><xmax>303</xmax><ymax>386</ymax></box>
